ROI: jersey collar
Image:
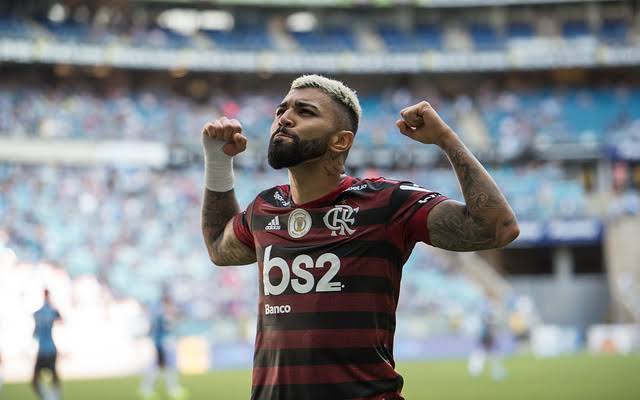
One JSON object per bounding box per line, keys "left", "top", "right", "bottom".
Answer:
{"left": 289, "top": 176, "right": 357, "bottom": 209}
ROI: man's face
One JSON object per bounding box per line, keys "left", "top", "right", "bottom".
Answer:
{"left": 268, "top": 88, "right": 338, "bottom": 170}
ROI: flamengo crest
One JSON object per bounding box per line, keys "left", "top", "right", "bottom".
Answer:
{"left": 323, "top": 205, "right": 359, "bottom": 236}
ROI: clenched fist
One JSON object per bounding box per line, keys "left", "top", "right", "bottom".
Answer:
{"left": 395, "top": 101, "right": 454, "bottom": 147}
{"left": 202, "top": 116, "right": 248, "bottom": 157}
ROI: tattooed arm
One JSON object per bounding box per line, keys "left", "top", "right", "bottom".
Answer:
{"left": 426, "top": 134, "right": 519, "bottom": 250}
{"left": 396, "top": 101, "right": 519, "bottom": 251}
{"left": 202, "top": 189, "right": 256, "bottom": 266}
{"left": 201, "top": 117, "right": 256, "bottom": 266}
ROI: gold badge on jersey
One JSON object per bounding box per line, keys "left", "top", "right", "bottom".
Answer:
{"left": 288, "top": 208, "right": 312, "bottom": 239}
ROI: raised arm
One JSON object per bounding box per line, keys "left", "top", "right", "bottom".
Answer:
{"left": 201, "top": 117, "right": 256, "bottom": 266}
{"left": 396, "top": 101, "right": 520, "bottom": 251}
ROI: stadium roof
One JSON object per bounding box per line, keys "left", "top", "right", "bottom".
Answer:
{"left": 135, "top": 0, "right": 620, "bottom": 9}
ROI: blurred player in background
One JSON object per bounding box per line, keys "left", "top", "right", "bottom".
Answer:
{"left": 0, "top": 349, "right": 3, "bottom": 393}
{"left": 0, "top": 318, "right": 4, "bottom": 393}
{"left": 200, "top": 74, "right": 520, "bottom": 399}
{"left": 468, "top": 306, "right": 507, "bottom": 381}
{"left": 139, "top": 293, "right": 187, "bottom": 400}
{"left": 32, "top": 289, "right": 63, "bottom": 400}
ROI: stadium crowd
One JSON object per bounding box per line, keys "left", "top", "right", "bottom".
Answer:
{"left": 1, "top": 81, "right": 639, "bottom": 161}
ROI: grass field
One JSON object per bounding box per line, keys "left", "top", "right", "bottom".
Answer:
{"left": 2, "top": 353, "right": 639, "bottom": 399}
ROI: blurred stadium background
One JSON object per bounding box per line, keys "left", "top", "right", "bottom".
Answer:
{"left": 0, "top": 0, "right": 639, "bottom": 398}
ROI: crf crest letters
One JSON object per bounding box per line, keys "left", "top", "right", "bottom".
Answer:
{"left": 323, "top": 205, "right": 359, "bottom": 236}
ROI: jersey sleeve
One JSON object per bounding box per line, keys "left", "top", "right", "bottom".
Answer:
{"left": 388, "top": 181, "right": 448, "bottom": 249}
{"left": 232, "top": 200, "right": 256, "bottom": 250}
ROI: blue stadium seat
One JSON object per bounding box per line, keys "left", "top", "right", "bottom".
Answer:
{"left": 291, "top": 27, "right": 356, "bottom": 52}
{"left": 158, "top": 27, "right": 193, "bottom": 48}
{"left": 562, "top": 20, "right": 590, "bottom": 38}
{"left": 126, "top": 25, "right": 193, "bottom": 48}
{"left": 378, "top": 26, "right": 419, "bottom": 53}
{"left": 32, "top": 16, "right": 125, "bottom": 44}
{"left": 0, "top": 15, "right": 33, "bottom": 39}
{"left": 629, "top": 91, "right": 640, "bottom": 120}
{"left": 600, "top": 19, "right": 628, "bottom": 45}
{"left": 415, "top": 25, "right": 443, "bottom": 50}
{"left": 38, "top": 19, "right": 93, "bottom": 42}
{"left": 507, "top": 22, "right": 534, "bottom": 39}
{"left": 203, "top": 24, "right": 272, "bottom": 51}
{"left": 470, "top": 23, "right": 503, "bottom": 50}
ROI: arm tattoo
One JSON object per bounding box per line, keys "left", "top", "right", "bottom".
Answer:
{"left": 428, "top": 200, "right": 496, "bottom": 251}
{"left": 428, "top": 137, "right": 518, "bottom": 251}
{"left": 202, "top": 189, "right": 256, "bottom": 266}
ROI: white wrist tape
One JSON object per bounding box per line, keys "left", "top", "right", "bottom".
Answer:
{"left": 203, "top": 136, "right": 234, "bottom": 192}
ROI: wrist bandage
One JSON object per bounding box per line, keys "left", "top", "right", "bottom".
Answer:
{"left": 202, "top": 136, "right": 234, "bottom": 192}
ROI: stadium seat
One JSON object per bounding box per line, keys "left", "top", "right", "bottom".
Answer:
{"left": 415, "top": 25, "right": 443, "bottom": 50}
{"left": 203, "top": 24, "right": 273, "bottom": 51}
{"left": 507, "top": 22, "right": 535, "bottom": 39}
{"left": 470, "top": 23, "right": 503, "bottom": 50}
{"left": 600, "top": 19, "right": 628, "bottom": 45}
{"left": 378, "top": 26, "right": 419, "bottom": 53}
{"left": 290, "top": 27, "right": 356, "bottom": 52}
{"left": 562, "top": 20, "right": 591, "bottom": 38}
{"left": 0, "top": 15, "right": 33, "bottom": 39}
{"left": 38, "top": 18, "right": 94, "bottom": 43}
{"left": 158, "top": 27, "right": 193, "bottom": 48}
{"left": 376, "top": 24, "right": 443, "bottom": 52}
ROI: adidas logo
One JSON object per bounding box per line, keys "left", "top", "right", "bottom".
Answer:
{"left": 265, "top": 216, "right": 281, "bottom": 231}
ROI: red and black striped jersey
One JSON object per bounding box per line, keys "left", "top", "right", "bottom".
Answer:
{"left": 233, "top": 176, "right": 447, "bottom": 400}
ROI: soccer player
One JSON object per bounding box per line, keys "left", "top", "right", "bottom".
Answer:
{"left": 467, "top": 307, "right": 506, "bottom": 380}
{"left": 0, "top": 320, "right": 4, "bottom": 393}
{"left": 200, "top": 75, "right": 520, "bottom": 399}
{"left": 139, "top": 294, "right": 187, "bottom": 400}
{"left": 32, "top": 289, "right": 62, "bottom": 400}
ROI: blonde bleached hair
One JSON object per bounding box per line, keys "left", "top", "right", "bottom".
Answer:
{"left": 290, "top": 74, "right": 361, "bottom": 133}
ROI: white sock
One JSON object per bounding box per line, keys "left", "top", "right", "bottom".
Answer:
{"left": 35, "top": 381, "right": 46, "bottom": 399}
{"left": 468, "top": 350, "right": 486, "bottom": 377}
{"left": 42, "top": 385, "right": 54, "bottom": 400}
{"left": 165, "top": 368, "right": 180, "bottom": 393}
{"left": 140, "top": 366, "right": 159, "bottom": 396}
{"left": 50, "top": 386, "right": 61, "bottom": 400}
{"left": 491, "top": 356, "right": 506, "bottom": 381}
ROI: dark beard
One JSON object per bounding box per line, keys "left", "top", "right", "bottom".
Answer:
{"left": 267, "top": 132, "right": 328, "bottom": 169}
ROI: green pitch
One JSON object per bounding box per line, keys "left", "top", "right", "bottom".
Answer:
{"left": 2, "top": 353, "right": 638, "bottom": 399}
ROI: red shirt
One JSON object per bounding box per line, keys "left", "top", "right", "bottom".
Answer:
{"left": 233, "top": 176, "right": 447, "bottom": 400}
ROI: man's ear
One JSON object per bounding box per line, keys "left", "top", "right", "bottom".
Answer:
{"left": 329, "top": 130, "right": 355, "bottom": 154}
